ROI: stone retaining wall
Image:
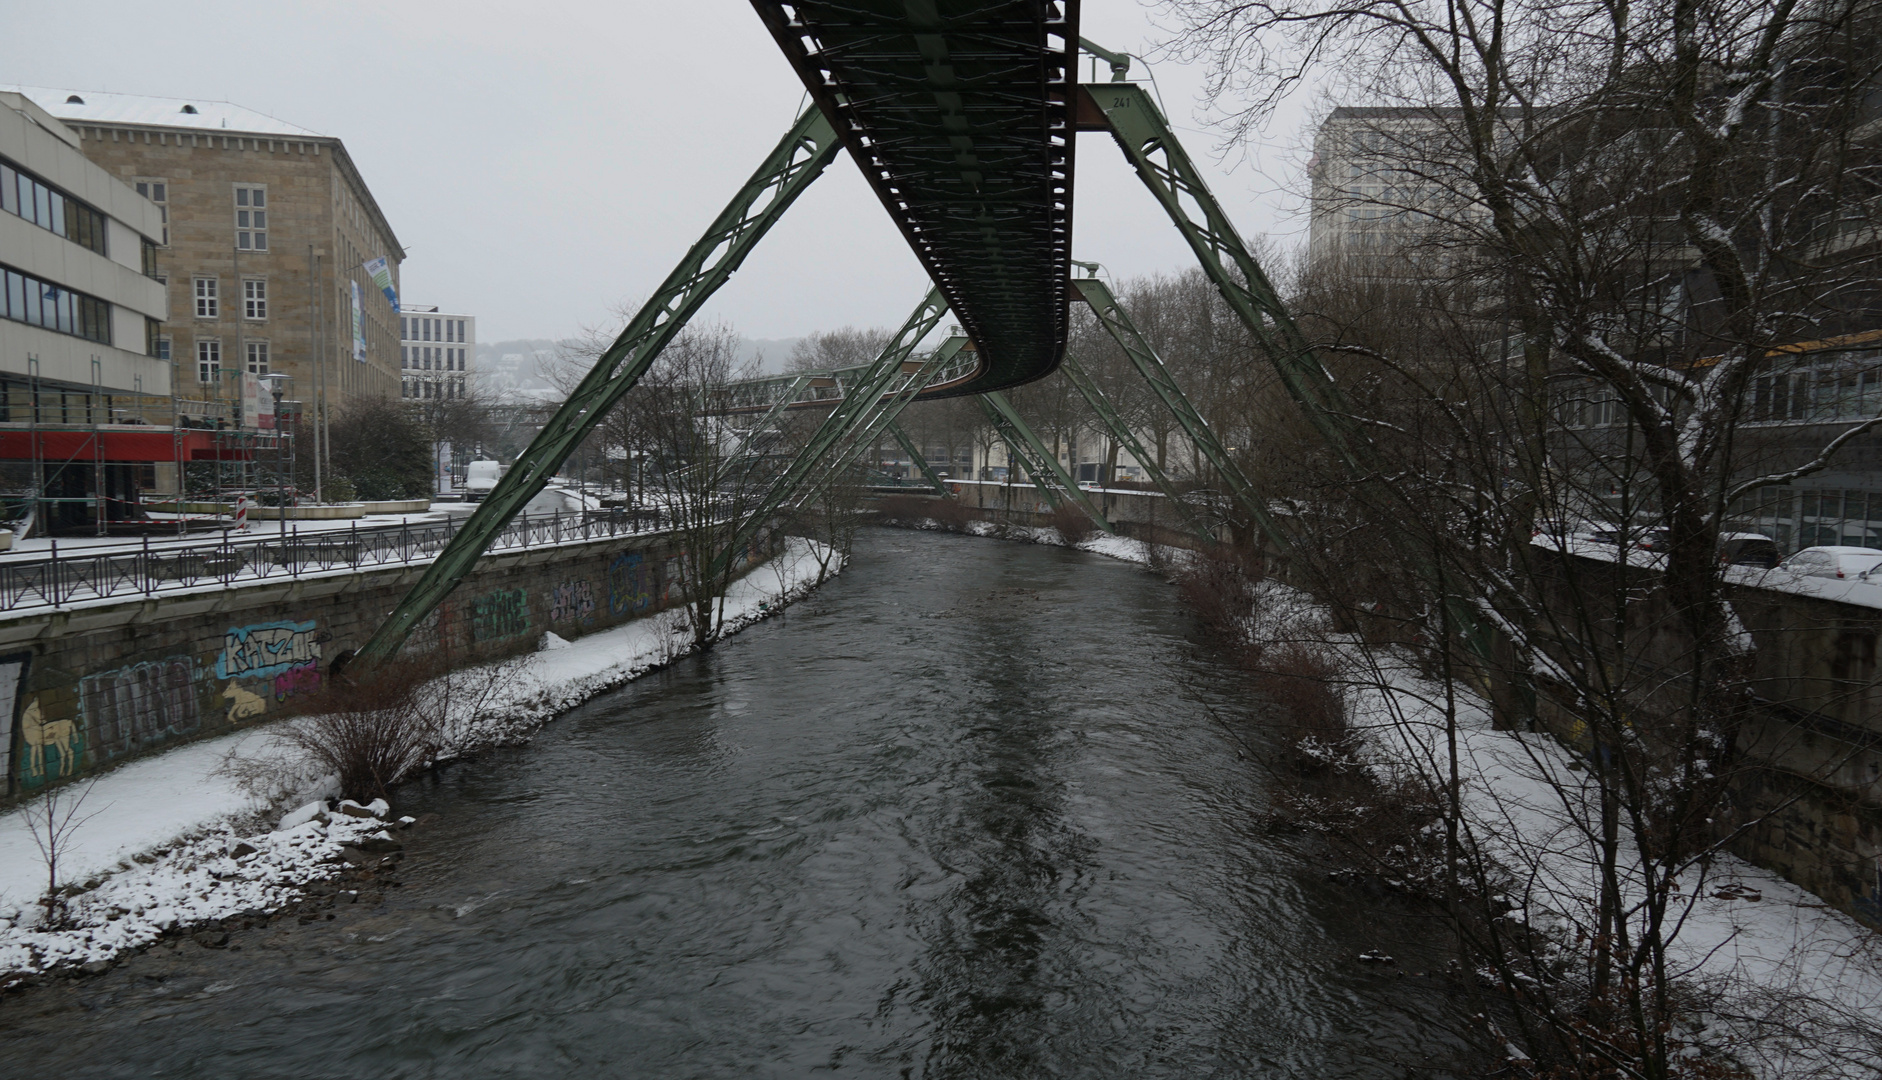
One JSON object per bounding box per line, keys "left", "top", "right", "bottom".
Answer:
{"left": 0, "top": 527, "right": 771, "bottom": 802}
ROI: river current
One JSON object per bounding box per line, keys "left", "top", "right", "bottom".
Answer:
{"left": 2, "top": 529, "right": 1482, "bottom": 1078}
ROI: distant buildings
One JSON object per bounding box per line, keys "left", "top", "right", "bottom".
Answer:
{"left": 14, "top": 86, "right": 407, "bottom": 413}
{"left": 399, "top": 305, "right": 474, "bottom": 400}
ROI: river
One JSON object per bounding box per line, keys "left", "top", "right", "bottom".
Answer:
{"left": 1, "top": 529, "right": 1484, "bottom": 1077}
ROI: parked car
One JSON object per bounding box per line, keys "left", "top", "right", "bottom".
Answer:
{"left": 1718, "top": 532, "right": 1781, "bottom": 568}
{"left": 1779, "top": 545, "right": 1882, "bottom": 580}
{"left": 464, "top": 459, "right": 504, "bottom": 502}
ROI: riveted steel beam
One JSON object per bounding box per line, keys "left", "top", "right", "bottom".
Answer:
{"left": 886, "top": 422, "right": 950, "bottom": 496}
{"left": 710, "top": 291, "right": 951, "bottom": 577}
{"left": 357, "top": 106, "right": 844, "bottom": 664}
{"left": 1057, "top": 352, "right": 1211, "bottom": 540}
{"left": 979, "top": 390, "right": 1114, "bottom": 534}
{"left": 794, "top": 336, "right": 971, "bottom": 512}
{"left": 1078, "top": 81, "right": 1375, "bottom": 482}
{"left": 1074, "top": 277, "right": 1286, "bottom": 552}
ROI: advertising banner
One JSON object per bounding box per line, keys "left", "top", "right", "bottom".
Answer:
{"left": 351, "top": 280, "right": 366, "bottom": 362}
{"left": 240, "top": 372, "right": 275, "bottom": 430}
{"left": 363, "top": 256, "right": 399, "bottom": 313}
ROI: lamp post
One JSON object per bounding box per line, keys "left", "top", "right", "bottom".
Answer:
{"left": 261, "top": 374, "right": 291, "bottom": 543}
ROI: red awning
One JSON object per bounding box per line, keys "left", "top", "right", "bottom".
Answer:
{"left": 0, "top": 427, "right": 279, "bottom": 463}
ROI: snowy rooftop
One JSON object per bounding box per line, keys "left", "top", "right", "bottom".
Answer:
{"left": 6, "top": 86, "right": 322, "bottom": 138}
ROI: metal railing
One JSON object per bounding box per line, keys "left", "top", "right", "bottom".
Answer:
{"left": 0, "top": 506, "right": 668, "bottom": 613}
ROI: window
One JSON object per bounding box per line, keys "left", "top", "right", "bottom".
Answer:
{"left": 455, "top": 319, "right": 466, "bottom": 342}
{"left": 146, "top": 317, "right": 162, "bottom": 357}
{"left": 155, "top": 336, "right": 171, "bottom": 362}
{"left": 400, "top": 316, "right": 410, "bottom": 339}
{"left": 193, "top": 277, "right": 218, "bottom": 318}
{"left": 0, "top": 264, "right": 112, "bottom": 344}
{"left": 402, "top": 377, "right": 414, "bottom": 398}
{"left": 234, "top": 185, "right": 267, "bottom": 250}
{"left": 401, "top": 346, "right": 409, "bottom": 369}
{"left": 196, "top": 339, "right": 221, "bottom": 383}
{"left": 134, "top": 179, "right": 169, "bottom": 246}
{"left": 2, "top": 156, "right": 108, "bottom": 256}
{"left": 244, "top": 279, "right": 267, "bottom": 319}
{"left": 246, "top": 341, "right": 269, "bottom": 376}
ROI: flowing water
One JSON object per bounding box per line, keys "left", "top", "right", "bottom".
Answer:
{"left": 2, "top": 529, "right": 1485, "bottom": 1078}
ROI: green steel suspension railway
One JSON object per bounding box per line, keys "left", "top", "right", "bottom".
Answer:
{"left": 356, "top": 1, "right": 1387, "bottom": 665}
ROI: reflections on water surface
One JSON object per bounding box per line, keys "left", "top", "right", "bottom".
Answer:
{"left": 0, "top": 529, "right": 1484, "bottom": 1078}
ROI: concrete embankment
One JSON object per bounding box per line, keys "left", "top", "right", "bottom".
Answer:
{"left": 0, "top": 524, "right": 772, "bottom": 803}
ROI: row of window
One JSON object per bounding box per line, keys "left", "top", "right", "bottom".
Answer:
{"left": 190, "top": 277, "right": 267, "bottom": 319}
{"left": 1558, "top": 355, "right": 1882, "bottom": 429}
{"left": 403, "top": 346, "right": 465, "bottom": 371}
{"left": 189, "top": 339, "right": 271, "bottom": 383}
{"left": 1737, "top": 485, "right": 1882, "bottom": 552}
{"left": 403, "top": 316, "right": 467, "bottom": 343}
{"left": 402, "top": 376, "right": 467, "bottom": 399}
{"left": 1, "top": 157, "right": 108, "bottom": 257}
{"left": 1, "top": 265, "right": 112, "bottom": 345}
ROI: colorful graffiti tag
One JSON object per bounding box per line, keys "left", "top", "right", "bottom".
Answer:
{"left": 608, "top": 553, "right": 654, "bottom": 615}
{"left": 471, "top": 588, "right": 531, "bottom": 642}
{"left": 217, "top": 620, "right": 322, "bottom": 680}
{"left": 273, "top": 662, "right": 321, "bottom": 703}
{"left": 79, "top": 655, "right": 201, "bottom": 761}
{"left": 548, "top": 579, "right": 597, "bottom": 624}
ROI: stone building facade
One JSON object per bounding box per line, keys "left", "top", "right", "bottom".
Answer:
{"left": 12, "top": 88, "right": 406, "bottom": 426}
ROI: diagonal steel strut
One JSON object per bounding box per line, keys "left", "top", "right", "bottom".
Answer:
{"left": 794, "top": 336, "right": 970, "bottom": 513}
{"left": 1056, "top": 351, "right": 1212, "bottom": 540}
{"left": 978, "top": 391, "right": 1115, "bottom": 534}
{"left": 356, "top": 106, "right": 844, "bottom": 664}
{"left": 886, "top": 422, "right": 949, "bottom": 496}
{"left": 710, "top": 289, "right": 951, "bottom": 577}
{"left": 1074, "top": 278, "right": 1288, "bottom": 552}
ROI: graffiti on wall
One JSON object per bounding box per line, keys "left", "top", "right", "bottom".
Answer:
{"left": 548, "top": 579, "right": 597, "bottom": 624}
{"left": 273, "top": 662, "right": 321, "bottom": 702}
{"left": 217, "top": 620, "right": 322, "bottom": 680}
{"left": 0, "top": 653, "right": 27, "bottom": 790}
{"left": 609, "top": 553, "right": 654, "bottom": 615}
{"left": 223, "top": 681, "right": 268, "bottom": 721}
{"left": 471, "top": 588, "right": 530, "bottom": 642}
{"left": 19, "top": 697, "right": 77, "bottom": 785}
{"left": 80, "top": 655, "right": 201, "bottom": 761}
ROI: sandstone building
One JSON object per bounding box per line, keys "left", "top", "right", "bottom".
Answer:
{"left": 13, "top": 87, "right": 407, "bottom": 447}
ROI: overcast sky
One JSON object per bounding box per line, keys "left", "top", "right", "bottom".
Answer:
{"left": 2, "top": 2, "right": 1319, "bottom": 344}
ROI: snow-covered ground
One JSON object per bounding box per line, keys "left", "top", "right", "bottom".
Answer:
{"left": 0, "top": 537, "right": 841, "bottom": 977}
{"left": 1246, "top": 580, "right": 1882, "bottom": 1079}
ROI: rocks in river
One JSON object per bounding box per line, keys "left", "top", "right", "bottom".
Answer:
{"left": 354, "top": 831, "right": 403, "bottom": 854}
{"left": 1357, "top": 950, "right": 1395, "bottom": 964}
{"left": 276, "top": 800, "right": 326, "bottom": 831}
{"left": 228, "top": 842, "right": 258, "bottom": 859}
{"left": 192, "top": 930, "right": 229, "bottom": 949}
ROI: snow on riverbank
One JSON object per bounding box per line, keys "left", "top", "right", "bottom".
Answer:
{"left": 0, "top": 537, "right": 842, "bottom": 977}
{"left": 1252, "top": 580, "right": 1882, "bottom": 1078}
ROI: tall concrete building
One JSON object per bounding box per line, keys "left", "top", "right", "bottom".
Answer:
{"left": 12, "top": 87, "right": 407, "bottom": 423}
{"left": 1, "top": 91, "right": 176, "bottom": 530}
{"left": 1307, "top": 107, "right": 1464, "bottom": 269}
{"left": 399, "top": 306, "right": 474, "bottom": 400}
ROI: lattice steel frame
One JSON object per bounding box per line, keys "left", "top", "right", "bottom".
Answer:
{"left": 979, "top": 390, "right": 1114, "bottom": 533}
{"left": 358, "top": 106, "right": 844, "bottom": 664}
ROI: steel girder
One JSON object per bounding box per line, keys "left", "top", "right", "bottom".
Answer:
{"left": 1077, "top": 81, "right": 1377, "bottom": 484}
{"left": 793, "top": 337, "right": 971, "bottom": 513}
{"left": 752, "top": 1, "right": 1079, "bottom": 395}
{"left": 978, "top": 391, "right": 1114, "bottom": 533}
{"left": 1056, "top": 353, "right": 1211, "bottom": 539}
{"left": 1074, "top": 278, "right": 1287, "bottom": 551}
{"left": 886, "top": 422, "right": 950, "bottom": 496}
{"left": 704, "top": 344, "right": 980, "bottom": 417}
{"left": 710, "top": 291, "right": 952, "bottom": 576}
{"left": 356, "top": 106, "right": 844, "bottom": 664}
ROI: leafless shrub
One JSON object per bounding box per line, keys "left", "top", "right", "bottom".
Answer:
{"left": 22, "top": 779, "right": 101, "bottom": 929}
{"left": 1047, "top": 502, "right": 1095, "bottom": 546}
{"left": 1254, "top": 643, "right": 1353, "bottom": 771}
{"left": 1175, "top": 542, "right": 1265, "bottom": 643}
{"left": 280, "top": 659, "right": 447, "bottom": 803}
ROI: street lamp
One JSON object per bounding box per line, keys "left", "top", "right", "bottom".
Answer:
{"left": 260, "top": 373, "right": 292, "bottom": 541}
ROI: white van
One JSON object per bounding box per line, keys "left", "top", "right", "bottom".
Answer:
{"left": 465, "top": 460, "right": 504, "bottom": 501}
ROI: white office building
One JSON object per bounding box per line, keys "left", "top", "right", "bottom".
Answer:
{"left": 399, "top": 305, "right": 473, "bottom": 399}
{"left": 1, "top": 91, "right": 169, "bottom": 400}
